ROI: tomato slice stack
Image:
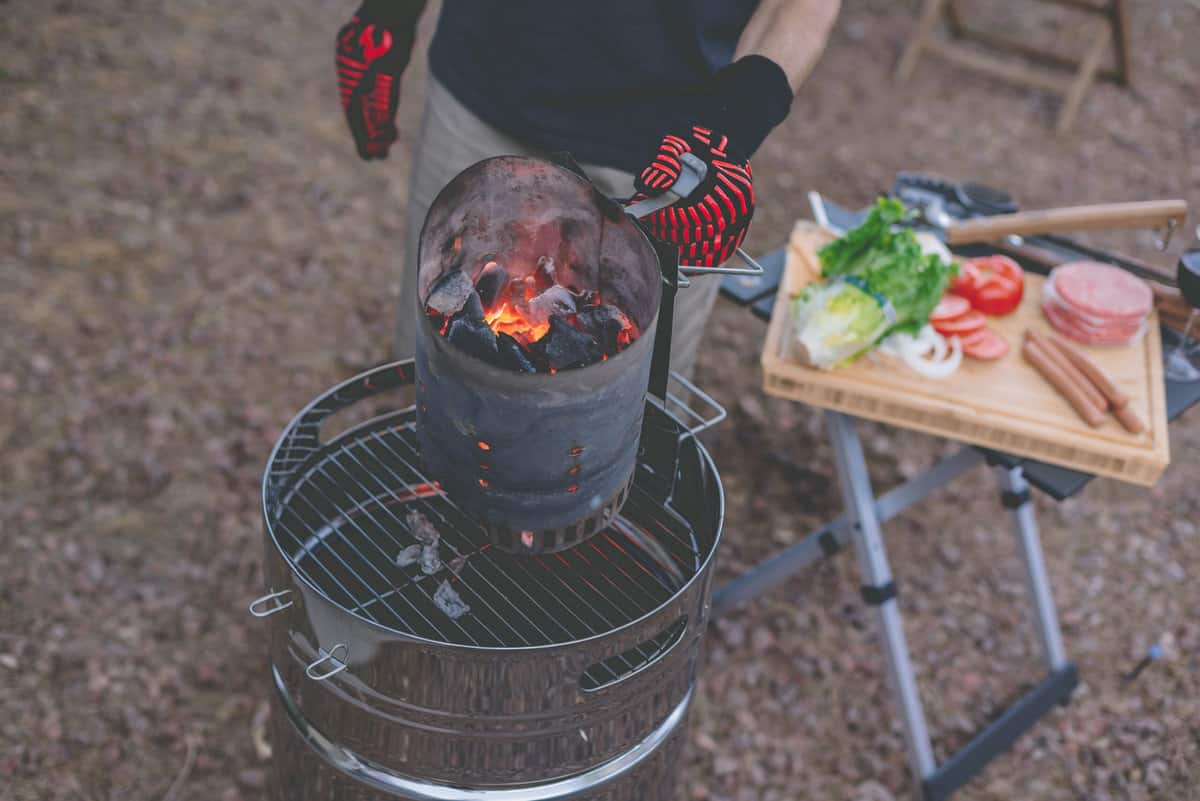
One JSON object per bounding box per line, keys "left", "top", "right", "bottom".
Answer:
{"left": 928, "top": 255, "right": 1026, "bottom": 361}
{"left": 950, "top": 255, "right": 1025, "bottom": 316}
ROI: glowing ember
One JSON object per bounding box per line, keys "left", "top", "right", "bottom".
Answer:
{"left": 483, "top": 301, "right": 550, "bottom": 343}
{"left": 426, "top": 256, "right": 641, "bottom": 374}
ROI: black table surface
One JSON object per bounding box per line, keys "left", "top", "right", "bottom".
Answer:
{"left": 720, "top": 204, "right": 1200, "bottom": 501}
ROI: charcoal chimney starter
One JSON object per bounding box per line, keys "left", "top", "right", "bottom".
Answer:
{"left": 415, "top": 156, "right": 664, "bottom": 553}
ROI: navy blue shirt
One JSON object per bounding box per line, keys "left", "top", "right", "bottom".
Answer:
{"left": 428, "top": 0, "right": 760, "bottom": 174}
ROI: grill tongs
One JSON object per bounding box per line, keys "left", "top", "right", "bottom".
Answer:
{"left": 898, "top": 178, "right": 1188, "bottom": 250}
{"left": 623, "top": 152, "right": 766, "bottom": 280}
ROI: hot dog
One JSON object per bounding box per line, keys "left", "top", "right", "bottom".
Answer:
{"left": 1022, "top": 338, "right": 1106, "bottom": 427}
{"left": 1025, "top": 330, "right": 1107, "bottom": 411}
{"left": 1043, "top": 333, "right": 1130, "bottom": 410}
{"left": 1113, "top": 402, "right": 1146, "bottom": 434}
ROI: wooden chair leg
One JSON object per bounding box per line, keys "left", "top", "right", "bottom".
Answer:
{"left": 1056, "top": 19, "right": 1111, "bottom": 133}
{"left": 1111, "top": 0, "right": 1133, "bottom": 85}
{"left": 897, "top": 0, "right": 950, "bottom": 82}
{"left": 943, "top": 0, "right": 966, "bottom": 38}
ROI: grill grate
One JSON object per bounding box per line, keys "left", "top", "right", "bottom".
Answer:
{"left": 268, "top": 412, "right": 705, "bottom": 653}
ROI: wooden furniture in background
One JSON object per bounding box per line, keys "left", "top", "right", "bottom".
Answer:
{"left": 897, "top": 0, "right": 1132, "bottom": 133}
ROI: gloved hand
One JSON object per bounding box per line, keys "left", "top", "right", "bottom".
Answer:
{"left": 335, "top": 1, "right": 424, "bottom": 160}
{"left": 631, "top": 56, "right": 792, "bottom": 268}
{"left": 634, "top": 125, "right": 755, "bottom": 268}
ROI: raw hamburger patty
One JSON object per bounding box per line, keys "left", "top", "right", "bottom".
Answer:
{"left": 1053, "top": 261, "right": 1152, "bottom": 320}
{"left": 1042, "top": 302, "right": 1143, "bottom": 345}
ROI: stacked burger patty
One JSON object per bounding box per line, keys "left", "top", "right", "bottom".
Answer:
{"left": 1041, "top": 261, "right": 1152, "bottom": 345}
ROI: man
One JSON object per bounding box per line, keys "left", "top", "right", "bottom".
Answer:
{"left": 336, "top": 0, "right": 840, "bottom": 374}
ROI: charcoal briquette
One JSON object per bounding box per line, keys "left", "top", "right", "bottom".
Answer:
{"left": 446, "top": 307, "right": 498, "bottom": 362}
{"left": 426, "top": 270, "right": 474, "bottom": 317}
{"left": 576, "top": 305, "right": 627, "bottom": 354}
{"left": 497, "top": 333, "right": 537, "bottom": 374}
{"left": 526, "top": 285, "right": 576, "bottom": 324}
{"left": 534, "top": 255, "right": 556, "bottom": 290}
{"left": 533, "top": 314, "right": 602, "bottom": 370}
{"left": 475, "top": 261, "right": 509, "bottom": 312}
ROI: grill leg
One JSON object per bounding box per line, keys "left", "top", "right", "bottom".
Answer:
{"left": 826, "top": 411, "right": 937, "bottom": 785}
{"left": 996, "top": 466, "right": 1068, "bottom": 671}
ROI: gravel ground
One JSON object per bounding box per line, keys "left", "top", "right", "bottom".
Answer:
{"left": 2, "top": 1, "right": 1198, "bottom": 800}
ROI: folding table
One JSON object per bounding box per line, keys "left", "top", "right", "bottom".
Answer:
{"left": 712, "top": 200, "right": 1200, "bottom": 800}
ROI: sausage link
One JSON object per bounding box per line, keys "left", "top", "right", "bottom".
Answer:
{"left": 1026, "top": 329, "right": 1107, "bottom": 411}
{"left": 1022, "top": 339, "right": 1106, "bottom": 427}
{"left": 1113, "top": 401, "right": 1145, "bottom": 434}
{"left": 1044, "top": 333, "right": 1130, "bottom": 410}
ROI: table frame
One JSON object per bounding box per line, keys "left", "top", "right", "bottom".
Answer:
{"left": 712, "top": 413, "right": 1078, "bottom": 800}
{"left": 713, "top": 206, "right": 1199, "bottom": 798}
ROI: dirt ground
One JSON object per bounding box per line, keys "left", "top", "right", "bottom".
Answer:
{"left": 2, "top": 1, "right": 1198, "bottom": 800}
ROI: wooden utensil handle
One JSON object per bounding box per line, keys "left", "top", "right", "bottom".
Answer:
{"left": 945, "top": 200, "right": 1188, "bottom": 245}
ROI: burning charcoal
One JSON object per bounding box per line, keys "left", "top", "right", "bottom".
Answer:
{"left": 419, "top": 543, "right": 442, "bottom": 575}
{"left": 395, "top": 544, "right": 422, "bottom": 568}
{"left": 575, "top": 305, "right": 627, "bottom": 355}
{"left": 532, "top": 314, "right": 602, "bottom": 371}
{"left": 446, "top": 302, "right": 499, "bottom": 362}
{"left": 526, "top": 285, "right": 576, "bottom": 325}
{"left": 533, "top": 255, "right": 556, "bottom": 290}
{"left": 426, "top": 270, "right": 475, "bottom": 317}
{"left": 497, "top": 332, "right": 537, "bottom": 374}
{"left": 405, "top": 509, "right": 440, "bottom": 546}
{"left": 475, "top": 261, "right": 509, "bottom": 313}
{"left": 434, "top": 580, "right": 470, "bottom": 619}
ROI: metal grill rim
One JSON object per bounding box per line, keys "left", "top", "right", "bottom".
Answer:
{"left": 262, "top": 390, "right": 723, "bottom": 654}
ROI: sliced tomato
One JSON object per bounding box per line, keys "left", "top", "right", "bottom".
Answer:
{"left": 974, "top": 276, "right": 1024, "bottom": 316}
{"left": 930, "top": 294, "right": 971, "bottom": 323}
{"left": 962, "top": 329, "right": 1009, "bottom": 360}
{"left": 932, "top": 309, "right": 987, "bottom": 336}
{"left": 949, "top": 262, "right": 982, "bottom": 298}
{"left": 957, "top": 326, "right": 992, "bottom": 349}
{"left": 951, "top": 255, "right": 1025, "bottom": 316}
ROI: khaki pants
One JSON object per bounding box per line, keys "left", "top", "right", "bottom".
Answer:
{"left": 396, "top": 75, "right": 721, "bottom": 377}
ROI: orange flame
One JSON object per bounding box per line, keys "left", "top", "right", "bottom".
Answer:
{"left": 483, "top": 301, "right": 550, "bottom": 342}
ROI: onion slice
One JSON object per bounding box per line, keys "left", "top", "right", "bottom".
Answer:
{"left": 881, "top": 325, "right": 962, "bottom": 378}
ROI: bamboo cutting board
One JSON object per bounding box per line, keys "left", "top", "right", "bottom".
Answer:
{"left": 761, "top": 221, "right": 1170, "bottom": 486}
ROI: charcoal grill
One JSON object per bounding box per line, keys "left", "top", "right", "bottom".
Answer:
{"left": 251, "top": 360, "right": 725, "bottom": 800}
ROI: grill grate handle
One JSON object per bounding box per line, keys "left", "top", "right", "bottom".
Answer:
{"left": 305, "top": 643, "right": 349, "bottom": 682}
{"left": 248, "top": 589, "right": 293, "bottom": 618}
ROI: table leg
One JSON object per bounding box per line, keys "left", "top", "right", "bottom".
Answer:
{"left": 827, "top": 411, "right": 937, "bottom": 784}
{"left": 996, "top": 465, "right": 1069, "bottom": 671}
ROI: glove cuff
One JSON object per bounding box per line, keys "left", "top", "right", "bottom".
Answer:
{"left": 357, "top": 0, "right": 425, "bottom": 31}
{"left": 701, "top": 55, "right": 793, "bottom": 158}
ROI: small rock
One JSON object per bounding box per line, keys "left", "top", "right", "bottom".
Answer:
{"left": 237, "top": 769, "right": 266, "bottom": 790}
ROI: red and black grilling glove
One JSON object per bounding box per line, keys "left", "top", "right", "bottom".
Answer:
{"left": 335, "top": 0, "right": 425, "bottom": 160}
{"left": 632, "top": 56, "right": 793, "bottom": 268}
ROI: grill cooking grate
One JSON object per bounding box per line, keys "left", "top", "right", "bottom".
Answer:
{"left": 268, "top": 411, "right": 707, "bottom": 659}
